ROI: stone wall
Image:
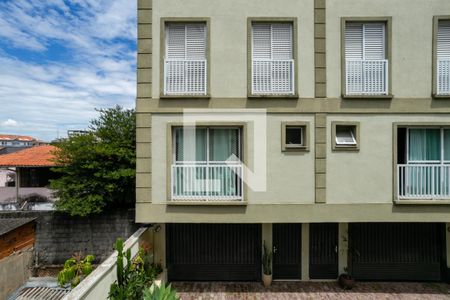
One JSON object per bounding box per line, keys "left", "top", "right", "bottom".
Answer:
{"left": 0, "top": 210, "right": 137, "bottom": 265}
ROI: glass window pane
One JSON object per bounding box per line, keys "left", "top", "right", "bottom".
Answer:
{"left": 444, "top": 129, "right": 450, "bottom": 161}
{"left": 209, "top": 128, "right": 239, "bottom": 161}
{"left": 285, "top": 127, "right": 303, "bottom": 146}
{"left": 175, "top": 127, "right": 207, "bottom": 162}
{"left": 408, "top": 128, "right": 440, "bottom": 161}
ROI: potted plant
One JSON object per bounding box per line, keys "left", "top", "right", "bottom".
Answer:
{"left": 262, "top": 241, "right": 273, "bottom": 288}
{"left": 338, "top": 267, "right": 355, "bottom": 290}
{"left": 338, "top": 242, "right": 358, "bottom": 290}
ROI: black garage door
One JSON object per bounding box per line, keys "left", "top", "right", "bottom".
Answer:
{"left": 349, "top": 223, "right": 444, "bottom": 281}
{"left": 166, "top": 224, "right": 261, "bottom": 281}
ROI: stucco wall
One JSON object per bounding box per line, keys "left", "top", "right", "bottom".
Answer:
{"left": 151, "top": 114, "right": 315, "bottom": 204}
{"left": 327, "top": 114, "right": 450, "bottom": 204}
{"left": 152, "top": 0, "right": 315, "bottom": 99}
{"left": 326, "top": 0, "right": 450, "bottom": 98}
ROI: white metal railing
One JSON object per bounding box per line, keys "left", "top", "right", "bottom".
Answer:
{"left": 164, "top": 59, "right": 207, "bottom": 95}
{"left": 397, "top": 164, "right": 450, "bottom": 200}
{"left": 171, "top": 164, "right": 243, "bottom": 201}
{"left": 437, "top": 59, "right": 450, "bottom": 95}
{"left": 252, "top": 59, "right": 294, "bottom": 95}
{"left": 346, "top": 59, "right": 388, "bottom": 95}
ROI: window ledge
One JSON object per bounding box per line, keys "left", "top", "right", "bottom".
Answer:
{"left": 248, "top": 94, "right": 299, "bottom": 99}
{"left": 394, "top": 199, "right": 450, "bottom": 205}
{"left": 432, "top": 94, "right": 450, "bottom": 99}
{"left": 332, "top": 146, "right": 359, "bottom": 152}
{"left": 282, "top": 146, "right": 310, "bottom": 152}
{"left": 166, "top": 201, "right": 247, "bottom": 206}
{"left": 160, "top": 94, "right": 211, "bottom": 100}
{"left": 342, "top": 94, "right": 393, "bottom": 100}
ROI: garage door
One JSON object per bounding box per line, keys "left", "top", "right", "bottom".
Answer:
{"left": 349, "top": 223, "right": 443, "bottom": 281}
{"left": 166, "top": 224, "right": 261, "bottom": 281}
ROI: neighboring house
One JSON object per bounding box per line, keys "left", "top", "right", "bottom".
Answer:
{"left": 136, "top": 0, "right": 450, "bottom": 282}
{"left": 0, "top": 218, "right": 36, "bottom": 300}
{"left": 0, "top": 145, "right": 59, "bottom": 210}
{"left": 0, "top": 135, "right": 44, "bottom": 155}
{"left": 0, "top": 218, "right": 36, "bottom": 260}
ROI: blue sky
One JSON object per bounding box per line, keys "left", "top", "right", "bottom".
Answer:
{"left": 0, "top": 0, "right": 136, "bottom": 141}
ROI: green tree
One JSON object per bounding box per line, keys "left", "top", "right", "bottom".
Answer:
{"left": 51, "top": 106, "right": 135, "bottom": 216}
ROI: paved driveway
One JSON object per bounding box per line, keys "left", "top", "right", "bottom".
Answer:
{"left": 172, "top": 281, "right": 450, "bottom": 300}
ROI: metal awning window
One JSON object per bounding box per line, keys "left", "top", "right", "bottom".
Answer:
{"left": 335, "top": 125, "right": 357, "bottom": 146}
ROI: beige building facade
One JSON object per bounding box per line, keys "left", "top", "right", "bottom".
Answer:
{"left": 137, "top": 0, "right": 450, "bottom": 282}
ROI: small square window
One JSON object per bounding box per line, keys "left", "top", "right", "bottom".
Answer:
{"left": 332, "top": 122, "right": 360, "bottom": 151}
{"left": 282, "top": 122, "right": 309, "bottom": 151}
{"left": 335, "top": 126, "right": 356, "bottom": 146}
{"left": 286, "top": 127, "right": 303, "bottom": 146}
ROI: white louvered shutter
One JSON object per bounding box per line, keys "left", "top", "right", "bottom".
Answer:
{"left": 438, "top": 20, "right": 450, "bottom": 59}
{"left": 345, "top": 23, "right": 363, "bottom": 60}
{"left": 186, "top": 24, "right": 206, "bottom": 60}
{"left": 166, "top": 24, "right": 186, "bottom": 59}
{"left": 272, "top": 23, "right": 293, "bottom": 60}
{"left": 438, "top": 20, "right": 450, "bottom": 94}
{"left": 252, "top": 23, "right": 294, "bottom": 94}
{"left": 165, "top": 23, "right": 207, "bottom": 95}
{"left": 363, "top": 23, "right": 385, "bottom": 60}
{"left": 252, "top": 24, "right": 271, "bottom": 59}
{"left": 345, "top": 23, "right": 385, "bottom": 60}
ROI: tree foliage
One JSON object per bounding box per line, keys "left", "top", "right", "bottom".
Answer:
{"left": 51, "top": 106, "right": 135, "bottom": 216}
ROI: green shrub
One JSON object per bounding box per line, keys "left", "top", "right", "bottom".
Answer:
{"left": 108, "top": 238, "right": 162, "bottom": 300}
{"left": 262, "top": 240, "right": 272, "bottom": 275}
{"left": 58, "top": 252, "right": 94, "bottom": 288}
{"left": 143, "top": 283, "right": 179, "bottom": 300}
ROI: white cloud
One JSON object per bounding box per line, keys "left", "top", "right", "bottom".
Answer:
{"left": 0, "top": 0, "right": 137, "bottom": 141}
{"left": 1, "top": 119, "right": 19, "bottom": 127}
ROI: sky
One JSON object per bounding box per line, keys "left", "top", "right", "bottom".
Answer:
{"left": 0, "top": 0, "right": 136, "bottom": 142}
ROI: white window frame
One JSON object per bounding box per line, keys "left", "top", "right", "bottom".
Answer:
{"left": 284, "top": 126, "right": 304, "bottom": 148}
{"left": 344, "top": 21, "right": 389, "bottom": 96}
{"left": 163, "top": 22, "right": 208, "bottom": 96}
{"left": 251, "top": 22, "right": 295, "bottom": 96}
{"left": 436, "top": 19, "right": 450, "bottom": 96}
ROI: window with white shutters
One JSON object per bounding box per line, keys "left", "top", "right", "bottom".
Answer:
{"left": 164, "top": 23, "right": 207, "bottom": 95}
{"left": 345, "top": 22, "right": 388, "bottom": 95}
{"left": 252, "top": 23, "right": 294, "bottom": 95}
{"left": 437, "top": 20, "right": 450, "bottom": 95}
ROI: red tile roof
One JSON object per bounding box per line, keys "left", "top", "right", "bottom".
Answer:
{"left": 0, "top": 145, "right": 59, "bottom": 167}
{"left": 0, "top": 134, "right": 36, "bottom": 141}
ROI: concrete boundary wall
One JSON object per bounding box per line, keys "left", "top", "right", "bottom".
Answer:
{"left": 63, "top": 227, "right": 152, "bottom": 300}
{"left": 0, "top": 248, "right": 33, "bottom": 299}
{"left": 0, "top": 210, "right": 136, "bottom": 265}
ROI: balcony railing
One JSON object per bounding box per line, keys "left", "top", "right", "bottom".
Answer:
{"left": 397, "top": 164, "right": 450, "bottom": 200}
{"left": 252, "top": 59, "right": 294, "bottom": 95}
{"left": 437, "top": 59, "right": 450, "bottom": 95}
{"left": 171, "top": 164, "right": 243, "bottom": 201}
{"left": 164, "top": 59, "right": 207, "bottom": 95}
{"left": 346, "top": 59, "right": 388, "bottom": 95}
